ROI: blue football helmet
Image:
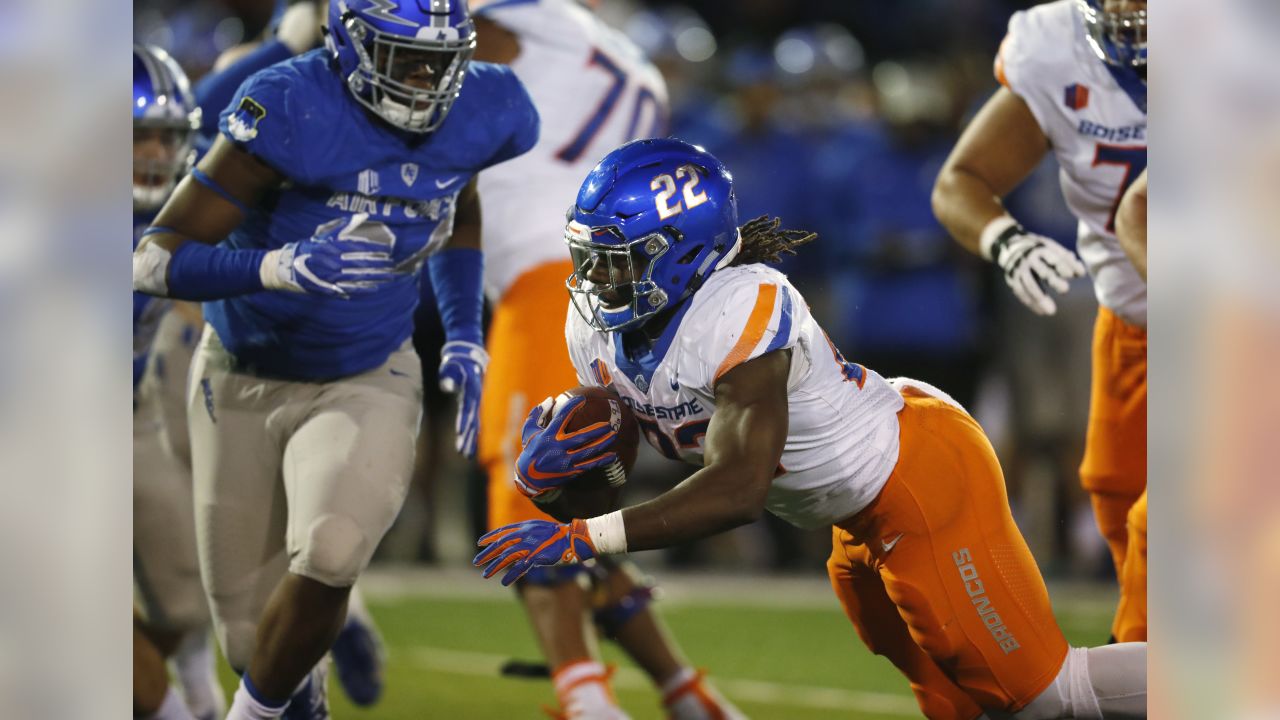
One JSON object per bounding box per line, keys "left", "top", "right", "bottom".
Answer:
{"left": 1077, "top": 0, "right": 1146, "bottom": 69}
{"left": 133, "top": 43, "right": 200, "bottom": 211}
{"left": 566, "top": 139, "right": 740, "bottom": 333}
{"left": 325, "top": 0, "right": 476, "bottom": 133}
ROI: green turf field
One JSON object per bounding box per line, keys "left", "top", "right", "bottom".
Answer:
{"left": 219, "top": 569, "right": 1115, "bottom": 719}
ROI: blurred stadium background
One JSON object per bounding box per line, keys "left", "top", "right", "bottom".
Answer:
{"left": 135, "top": 0, "right": 1117, "bottom": 716}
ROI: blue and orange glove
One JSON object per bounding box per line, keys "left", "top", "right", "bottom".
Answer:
{"left": 512, "top": 395, "right": 618, "bottom": 499}
{"left": 474, "top": 519, "right": 597, "bottom": 586}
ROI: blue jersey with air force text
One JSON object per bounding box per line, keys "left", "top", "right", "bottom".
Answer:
{"left": 209, "top": 49, "right": 539, "bottom": 380}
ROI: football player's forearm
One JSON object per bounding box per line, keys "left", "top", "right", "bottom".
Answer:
{"left": 133, "top": 231, "right": 269, "bottom": 300}
{"left": 616, "top": 465, "right": 770, "bottom": 552}
{"left": 427, "top": 247, "right": 484, "bottom": 344}
{"left": 932, "top": 164, "right": 1009, "bottom": 256}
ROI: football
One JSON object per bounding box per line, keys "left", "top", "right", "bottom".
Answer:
{"left": 531, "top": 386, "right": 640, "bottom": 523}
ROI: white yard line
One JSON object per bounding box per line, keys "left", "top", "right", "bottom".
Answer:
{"left": 403, "top": 645, "right": 921, "bottom": 716}
{"left": 359, "top": 565, "right": 1117, "bottom": 617}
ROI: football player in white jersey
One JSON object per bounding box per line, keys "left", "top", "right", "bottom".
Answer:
{"left": 470, "top": 2, "right": 740, "bottom": 717}
{"left": 931, "top": 0, "right": 1148, "bottom": 642}
{"left": 475, "top": 139, "right": 1148, "bottom": 720}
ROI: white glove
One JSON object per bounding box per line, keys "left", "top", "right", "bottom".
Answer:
{"left": 981, "top": 216, "right": 1086, "bottom": 316}
{"left": 276, "top": 1, "right": 321, "bottom": 54}
{"left": 260, "top": 213, "right": 396, "bottom": 297}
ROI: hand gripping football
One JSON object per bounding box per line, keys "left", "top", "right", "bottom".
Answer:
{"left": 531, "top": 386, "right": 639, "bottom": 523}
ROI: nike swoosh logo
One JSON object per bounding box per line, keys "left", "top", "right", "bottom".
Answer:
{"left": 435, "top": 176, "right": 461, "bottom": 189}
{"left": 524, "top": 463, "right": 577, "bottom": 482}
{"left": 880, "top": 533, "right": 904, "bottom": 553}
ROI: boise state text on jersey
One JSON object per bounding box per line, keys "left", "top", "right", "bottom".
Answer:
{"left": 209, "top": 49, "right": 538, "bottom": 379}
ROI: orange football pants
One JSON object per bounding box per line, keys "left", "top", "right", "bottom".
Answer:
{"left": 1080, "top": 306, "right": 1147, "bottom": 640}
{"left": 827, "top": 392, "right": 1068, "bottom": 719}
{"left": 478, "top": 260, "right": 578, "bottom": 530}
{"left": 1112, "top": 489, "right": 1147, "bottom": 642}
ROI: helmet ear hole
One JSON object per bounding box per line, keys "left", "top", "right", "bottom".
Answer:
{"left": 676, "top": 246, "right": 703, "bottom": 265}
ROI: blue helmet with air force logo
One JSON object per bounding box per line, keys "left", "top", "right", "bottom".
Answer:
{"left": 325, "top": 0, "right": 477, "bottom": 133}
{"left": 566, "top": 138, "right": 740, "bottom": 333}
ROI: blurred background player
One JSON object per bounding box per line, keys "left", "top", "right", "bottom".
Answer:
{"left": 931, "top": 0, "right": 1147, "bottom": 640}
{"left": 477, "top": 138, "right": 1149, "bottom": 720}
{"left": 134, "top": 43, "right": 225, "bottom": 720}
{"left": 470, "top": 1, "right": 741, "bottom": 717}
{"left": 132, "top": 0, "right": 539, "bottom": 717}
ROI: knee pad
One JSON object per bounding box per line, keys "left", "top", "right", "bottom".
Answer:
{"left": 588, "top": 560, "right": 657, "bottom": 639}
{"left": 517, "top": 563, "right": 588, "bottom": 587}
{"left": 291, "top": 514, "right": 369, "bottom": 588}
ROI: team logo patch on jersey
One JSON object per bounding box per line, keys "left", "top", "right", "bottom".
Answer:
{"left": 590, "top": 358, "right": 612, "bottom": 386}
{"left": 401, "top": 163, "right": 419, "bottom": 187}
{"left": 358, "top": 169, "right": 381, "bottom": 195}
{"left": 227, "top": 96, "right": 266, "bottom": 142}
{"left": 1063, "top": 83, "right": 1090, "bottom": 111}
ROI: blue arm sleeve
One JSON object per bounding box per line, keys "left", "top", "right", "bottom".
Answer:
{"left": 427, "top": 248, "right": 484, "bottom": 345}
{"left": 194, "top": 39, "right": 293, "bottom": 141}
{"left": 166, "top": 241, "right": 269, "bottom": 301}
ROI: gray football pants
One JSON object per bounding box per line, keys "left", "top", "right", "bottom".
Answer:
{"left": 134, "top": 309, "right": 206, "bottom": 633}
{"left": 188, "top": 326, "right": 422, "bottom": 670}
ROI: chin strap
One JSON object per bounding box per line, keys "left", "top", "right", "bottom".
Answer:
{"left": 712, "top": 229, "right": 743, "bottom": 271}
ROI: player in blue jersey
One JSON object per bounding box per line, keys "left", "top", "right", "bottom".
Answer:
{"left": 133, "top": 43, "right": 226, "bottom": 720}
{"left": 195, "top": 4, "right": 399, "bottom": 708}
{"left": 132, "top": 0, "right": 540, "bottom": 716}
{"left": 136, "top": 28, "right": 389, "bottom": 718}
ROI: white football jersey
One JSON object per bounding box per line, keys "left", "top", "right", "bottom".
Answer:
{"left": 476, "top": 0, "right": 669, "bottom": 301}
{"left": 565, "top": 264, "right": 905, "bottom": 529}
{"left": 998, "top": 0, "right": 1147, "bottom": 326}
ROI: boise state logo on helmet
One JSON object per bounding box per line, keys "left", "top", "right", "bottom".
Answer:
{"left": 566, "top": 138, "right": 740, "bottom": 333}
{"left": 325, "top": 0, "right": 477, "bottom": 133}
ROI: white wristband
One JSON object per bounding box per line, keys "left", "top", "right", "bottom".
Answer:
{"left": 584, "top": 510, "right": 627, "bottom": 555}
{"left": 259, "top": 248, "right": 288, "bottom": 290}
{"left": 133, "top": 241, "right": 173, "bottom": 295}
{"left": 978, "top": 215, "right": 1019, "bottom": 262}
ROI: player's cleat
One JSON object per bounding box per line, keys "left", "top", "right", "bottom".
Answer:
{"left": 330, "top": 610, "right": 386, "bottom": 707}
{"left": 662, "top": 669, "right": 746, "bottom": 720}
{"left": 551, "top": 660, "right": 631, "bottom": 720}
{"left": 281, "top": 662, "right": 330, "bottom": 720}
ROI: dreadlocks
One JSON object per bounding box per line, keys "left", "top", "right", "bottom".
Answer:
{"left": 731, "top": 215, "right": 817, "bottom": 266}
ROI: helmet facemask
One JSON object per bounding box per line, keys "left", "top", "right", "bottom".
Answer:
{"left": 133, "top": 43, "right": 200, "bottom": 212}
{"left": 133, "top": 123, "right": 196, "bottom": 211}
{"left": 1078, "top": 0, "right": 1147, "bottom": 70}
{"left": 337, "top": 9, "right": 475, "bottom": 133}
{"left": 566, "top": 222, "right": 672, "bottom": 333}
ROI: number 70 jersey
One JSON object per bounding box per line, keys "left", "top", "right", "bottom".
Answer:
{"left": 475, "top": 0, "right": 669, "bottom": 301}
{"left": 565, "top": 264, "right": 906, "bottom": 530}
{"left": 996, "top": 0, "right": 1147, "bottom": 325}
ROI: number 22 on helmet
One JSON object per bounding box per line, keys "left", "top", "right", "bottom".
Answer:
{"left": 565, "top": 138, "right": 741, "bottom": 333}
